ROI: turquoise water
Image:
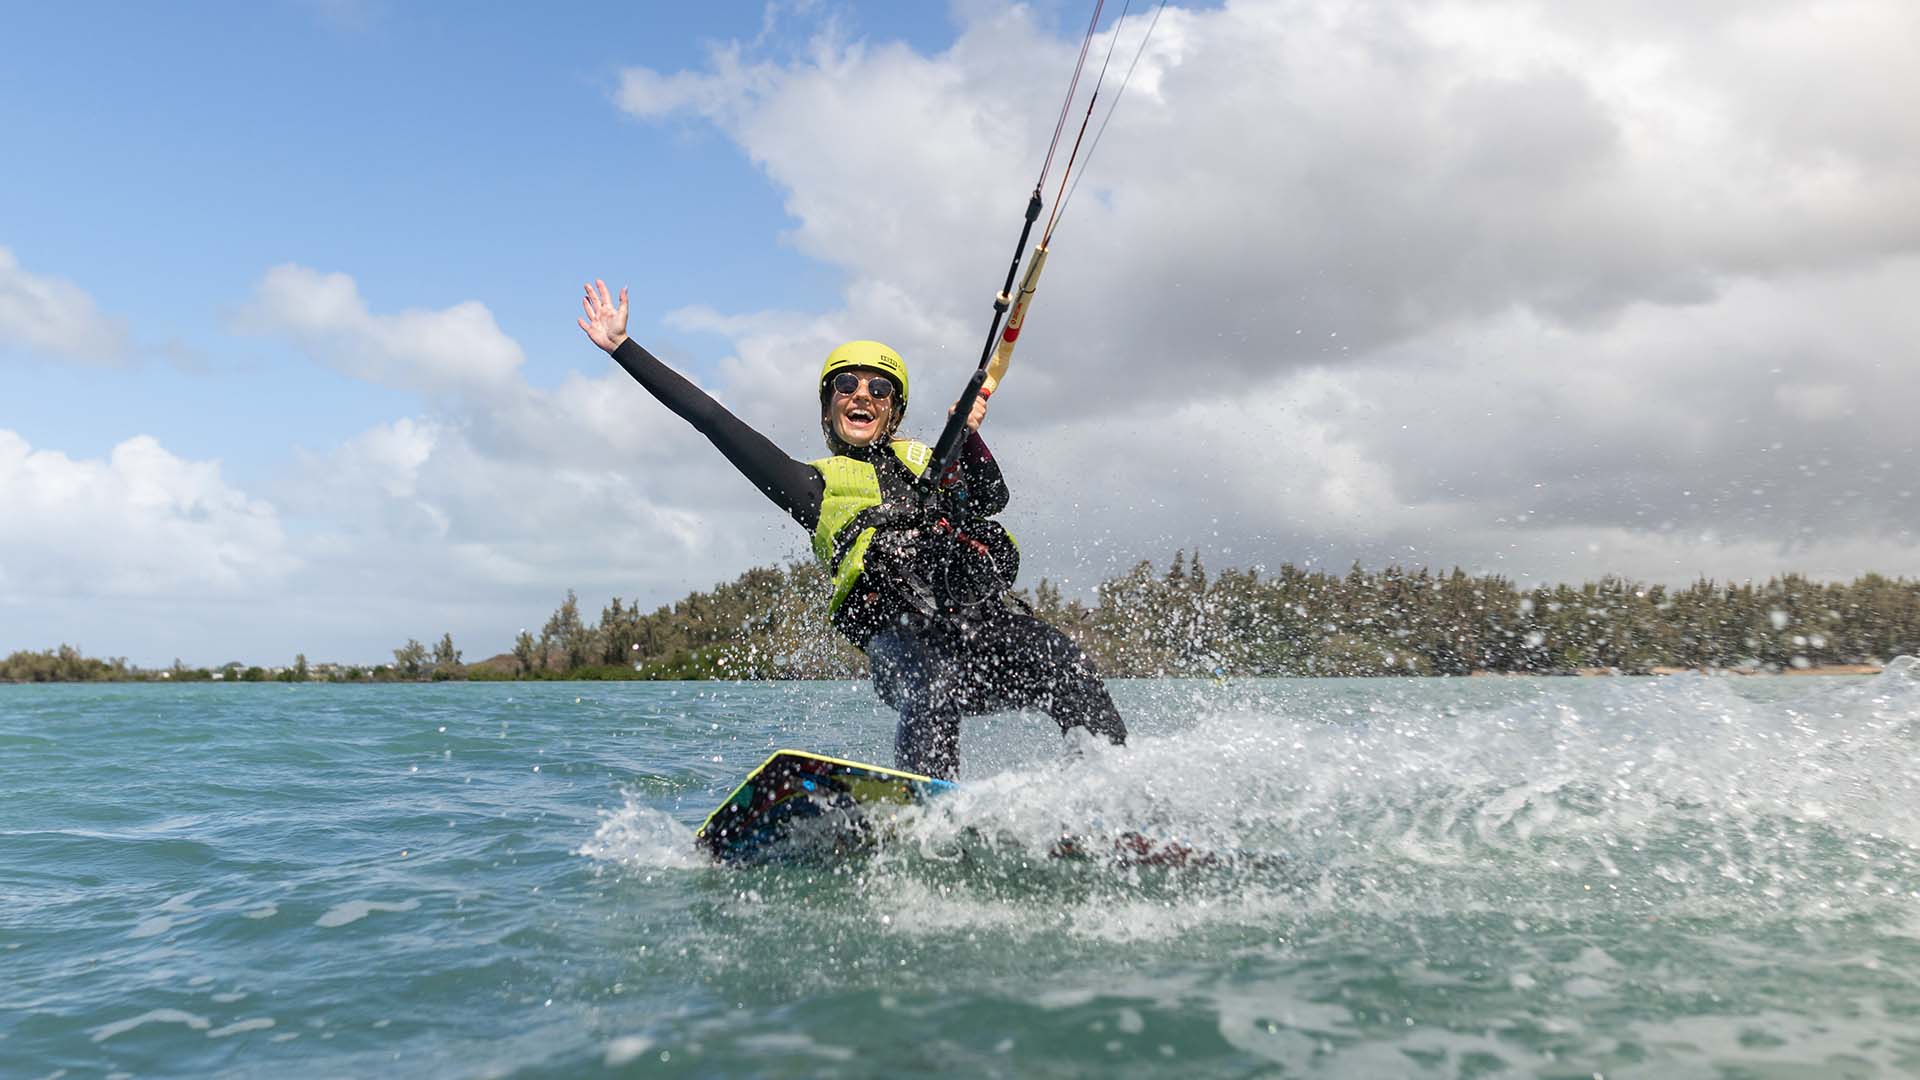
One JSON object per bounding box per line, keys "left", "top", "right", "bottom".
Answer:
{"left": 5, "top": 670, "right": 1920, "bottom": 1078}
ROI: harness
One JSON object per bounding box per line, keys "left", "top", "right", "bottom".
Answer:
{"left": 809, "top": 440, "right": 1018, "bottom": 636}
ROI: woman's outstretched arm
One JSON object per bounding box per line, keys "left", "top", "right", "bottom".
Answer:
{"left": 580, "top": 280, "right": 824, "bottom": 527}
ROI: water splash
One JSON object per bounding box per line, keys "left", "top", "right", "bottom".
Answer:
{"left": 580, "top": 792, "right": 708, "bottom": 871}
{"left": 676, "top": 671, "right": 1920, "bottom": 946}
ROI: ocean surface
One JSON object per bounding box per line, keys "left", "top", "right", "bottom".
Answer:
{"left": 5, "top": 669, "right": 1920, "bottom": 1078}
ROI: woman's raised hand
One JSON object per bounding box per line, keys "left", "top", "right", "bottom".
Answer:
{"left": 577, "top": 279, "right": 629, "bottom": 354}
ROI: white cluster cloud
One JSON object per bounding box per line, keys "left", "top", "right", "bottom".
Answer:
{"left": 8, "top": 261, "right": 812, "bottom": 663}
{"left": 0, "top": 247, "right": 128, "bottom": 363}
{"left": 0, "top": 430, "right": 294, "bottom": 602}
{"left": 238, "top": 265, "right": 527, "bottom": 396}
{"left": 239, "top": 266, "right": 813, "bottom": 650}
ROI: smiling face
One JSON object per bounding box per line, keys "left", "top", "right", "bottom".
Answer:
{"left": 828, "top": 368, "right": 898, "bottom": 447}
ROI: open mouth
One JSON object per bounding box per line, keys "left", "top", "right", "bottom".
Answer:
{"left": 845, "top": 407, "right": 875, "bottom": 424}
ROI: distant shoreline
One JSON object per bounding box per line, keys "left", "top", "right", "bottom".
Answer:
{"left": 1468, "top": 663, "right": 1885, "bottom": 677}
{"left": 1650, "top": 663, "right": 1883, "bottom": 676}
{"left": 4, "top": 665, "right": 1895, "bottom": 686}
{"left": 11, "top": 560, "right": 1920, "bottom": 684}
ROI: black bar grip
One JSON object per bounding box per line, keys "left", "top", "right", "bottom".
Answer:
{"left": 926, "top": 368, "right": 989, "bottom": 484}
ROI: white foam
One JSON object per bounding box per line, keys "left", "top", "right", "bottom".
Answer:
{"left": 604, "top": 1035, "right": 653, "bottom": 1066}
{"left": 128, "top": 917, "right": 172, "bottom": 939}
{"left": 315, "top": 898, "right": 420, "bottom": 928}
{"left": 735, "top": 1032, "right": 855, "bottom": 1062}
{"left": 207, "top": 1018, "right": 276, "bottom": 1038}
{"left": 90, "top": 1009, "right": 211, "bottom": 1043}
{"left": 1630, "top": 1009, "right": 1903, "bottom": 1072}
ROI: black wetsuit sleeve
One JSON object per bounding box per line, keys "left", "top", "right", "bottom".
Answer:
{"left": 609, "top": 338, "right": 824, "bottom": 528}
{"left": 960, "top": 431, "right": 1010, "bottom": 516}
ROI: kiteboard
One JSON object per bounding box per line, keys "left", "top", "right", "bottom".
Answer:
{"left": 695, "top": 749, "right": 954, "bottom": 865}
{"left": 695, "top": 749, "right": 1271, "bottom": 871}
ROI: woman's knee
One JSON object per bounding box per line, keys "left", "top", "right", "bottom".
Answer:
{"left": 867, "top": 628, "right": 932, "bottom": 705}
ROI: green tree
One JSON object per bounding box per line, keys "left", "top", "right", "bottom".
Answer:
{"left": 393, "top": 639, "right": 427, "bottom": 680}
{"left": 599, "top": 597, "right": 638, "bottom": 664}
{"left": 536, "top": 592, "right": 576, "bottom": 671}
{"left": 431, "top": 633, "right": 462, "bottom": 678}
{"left": 512, "top": 629, "right": 537, "bottom": 676}
{"left": 547, "top": 590, "right": 589, "bottom": 671}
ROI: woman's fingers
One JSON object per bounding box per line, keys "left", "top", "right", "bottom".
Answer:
{"left": 577, "top": 280, "right": 627, "bottom": 350}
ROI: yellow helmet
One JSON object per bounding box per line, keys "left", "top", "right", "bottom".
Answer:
{"left": 819, "top": 340, "right": 908, "bottom": 406}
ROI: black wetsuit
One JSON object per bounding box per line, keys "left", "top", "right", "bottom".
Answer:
{"left": 611, "top": 339, "right": 1126, "bottom": 778}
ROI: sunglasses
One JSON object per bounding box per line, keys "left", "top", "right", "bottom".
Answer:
{"left": 831, "top": 372, "right": 896, "bottom": 400}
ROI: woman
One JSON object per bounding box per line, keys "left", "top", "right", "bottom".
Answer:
{"left": 579, "top": 280, "right": 1125, "bottom": 779}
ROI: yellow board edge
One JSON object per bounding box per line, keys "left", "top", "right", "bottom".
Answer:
{"left": 695, "top": 748, "right": 937, "bottom": 840}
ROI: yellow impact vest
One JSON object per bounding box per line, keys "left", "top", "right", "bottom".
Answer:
{"left": 809, "top": 439, "right": 932, "bottom": 614}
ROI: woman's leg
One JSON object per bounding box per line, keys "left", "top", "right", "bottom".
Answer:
{"left": 959, "top": 608, "right": 1127, "bottom": 746}
{"left": 865, "top": 625, "right": 964, "bottom": 780}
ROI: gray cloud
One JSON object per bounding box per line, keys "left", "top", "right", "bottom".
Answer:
{"left": 608, "top": 0, "right": 1920, "bottom": 589}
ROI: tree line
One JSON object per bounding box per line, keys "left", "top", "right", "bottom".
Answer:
{"left": 1055, "top": 554, "right": 1919, "bottom": 676}
{"left": 6, "top": 554, "right": 1918, "bottom": 683}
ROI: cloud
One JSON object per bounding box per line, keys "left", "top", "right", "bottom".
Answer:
{"left": 614, "top": 1, "right": 1920, "bottom": 369}
{"left": 279, "top": 410, "right": 791, "bottom": 593}
{"left": 604, "top": 0, "right": 1920, "bottom": 588}
{"left": 617, "top": 62, "right": 755, "bottom": 120}
{"left": 236, "top": 264, "right": 525, "bottom": 396}
{"left": 4, "top": 258, "right": 820, "bottom": 662}
{"left": 1008, "top": 258, "right": 1920, "bottom": 591}
{"left": 0, "top": 352, "right": 810, "bottom": 663}
{"left": 31, "top": 2, "right": 1918, "bottom": 663}
{"left": 0, "top": 247, "right": 129, "bottom": 364}
{"left": 0, "top": 430, "right": 295, "bottom": 604}
{"left": 220, "top": 265, "right": 820, "bottom": 659}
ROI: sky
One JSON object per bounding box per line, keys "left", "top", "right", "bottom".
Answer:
{"left": 3, "top": 0, "right": 1916, "bottom": 667}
